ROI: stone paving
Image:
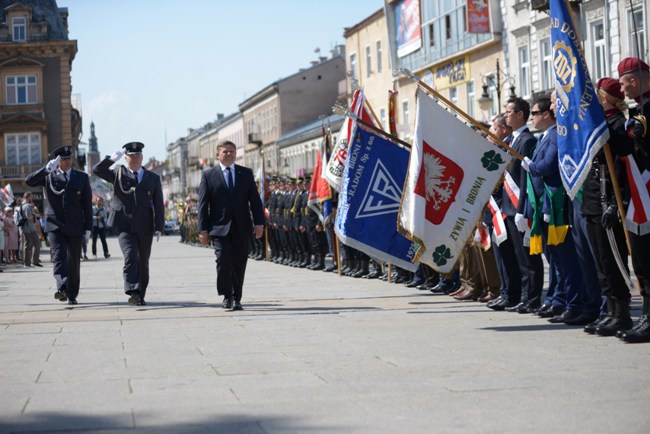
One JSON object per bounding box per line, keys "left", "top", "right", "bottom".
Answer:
{"left": 1, "top": 235, "right": 649, "bottom": 433}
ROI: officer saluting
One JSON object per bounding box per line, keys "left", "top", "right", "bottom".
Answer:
{"left": 93, "top": 142, "right": 164, "bottom": 306}
{"left": 25, "top": 145, "right": 93, "bottom": 305}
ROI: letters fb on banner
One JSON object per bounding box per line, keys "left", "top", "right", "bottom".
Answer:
{"left": 399, "top": 88, "right": 513, "bottom": 273}
{"left": 550, "top": 0, "right": 609, "bottom": 199}
{"left": 334, "top": 124, "right": 418, "bottom": 272}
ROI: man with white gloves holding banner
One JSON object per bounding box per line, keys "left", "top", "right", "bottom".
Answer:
{"left": 25, "top": 145, "right": 93, "bottom": 305}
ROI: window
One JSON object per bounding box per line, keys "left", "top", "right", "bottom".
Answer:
{"left": 589, "top": 22, "right": 607, "bottom": 80}
{"left": 466, "top": 81, "right": 475, "bottom": 119}
{"left": 540, "top": 37, "right": 554, "bottom": 90}
{"left": 628, "top": 8, "right": 646, "bottom": 59}
{"left": 12, "top": 17, "right": 26, "bottom": 42}
{"left": 376, "top": 40, "right": 383, "bottom": 73}
{"left": 445, "top": 15, "right": 452, "bottom": 39}
{"left": 518, "top": 46, "right": 531, "bottom": 97}
{"left": 402, "top": 100, "right": 409, "bottom": 126}
{"left": 428, "top": 23, "right": 435, "bottom": 47}
{"left": 450, "top": 87, "right": 458, "bottom": 105}
{"left": 349, "top": 53, "right": 358, "bottom": 81}
{"left": 6, "top": 75, "right": 37, "bottom": 104}
{"left": 365, "top": 46, "right": 372, "bottom": 77}
{"left": 5, "top": 133, "right": 41, "bottom": 165}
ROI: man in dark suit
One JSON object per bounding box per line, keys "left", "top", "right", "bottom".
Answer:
{"left": 489, "top": 98, "right": 543, "bottom": 311}
{"left": 25, "top": 145, "right": 93, "bottom": 305}
{"left": 93, "top": 142, "right": 164, "bottom": 306}
{"left": 198, "top": 140, "right": 265, "bottom": 311}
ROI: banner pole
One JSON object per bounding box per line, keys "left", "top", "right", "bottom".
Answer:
{"left": 397, "top": 68, "right": 523, "bottom": 161}
{"left": 603, "top": 143, "right": 632, "bottom": 255}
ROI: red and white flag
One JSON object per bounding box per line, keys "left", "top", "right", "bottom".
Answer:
{"left": 399, "top": 89, "right": 513, "bottom": 273}
{"left": 0, "top": 183, "right": 14, "bottom": 206}
{"left": 622, "top": 155, "right": 650, "bottom": 236}
{"left": 487, "top": 195, "right": 507, "bottom": 245}
{"left": 324, "top": 89, "right": 376, "bottom": 191}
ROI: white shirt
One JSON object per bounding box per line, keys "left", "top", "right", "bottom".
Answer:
{"left": 219, "top": 163, "right": 235, "bottom": 188}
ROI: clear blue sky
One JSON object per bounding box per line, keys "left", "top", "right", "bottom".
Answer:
{"left": 62, "top": 0, "right": 382, "bottom": 162}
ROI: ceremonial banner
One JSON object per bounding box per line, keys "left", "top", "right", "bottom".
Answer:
{"left": 335, "top": 125, "right": 418, "bottom": 271}
{"left": 325, "top": 89, "right": 375, "bottom": 191}
{"left": 399, "top": 89, "right": 513, "bottom": 273}
{"left": 308, "top": 132, "right": 334, "bottom": 224}
{"left": 551, "top": 0, "right": 609, "bottom": 199}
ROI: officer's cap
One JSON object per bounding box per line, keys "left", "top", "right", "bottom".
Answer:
{"left": 52, "top": 145, "right": 73, "bottom": 158}
{"left": 618, "top": 57, "right": 650, "bottom": 77}
{"left": 122, "top": 141, "right": 145, "bottom": 155}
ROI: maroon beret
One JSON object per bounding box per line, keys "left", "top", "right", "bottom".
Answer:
{"left": 618, "top": 57, "right": 650, "bottom": 77}
{"left": 596, "top": 77, "right": 624, "bottom": 101}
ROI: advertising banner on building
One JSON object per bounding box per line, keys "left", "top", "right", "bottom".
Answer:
{"left": 395, "top": 0, "right": 422, "bottom": 58}
{"left": 467, "top": 0, "right": 491, "bottom": 34}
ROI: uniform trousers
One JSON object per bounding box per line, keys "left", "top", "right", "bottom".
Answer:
{"left": 118, "top": 232, "right": 153, "bottom": 299}
{"left": 48, "top": 230, "right": 82, "bottom": 299}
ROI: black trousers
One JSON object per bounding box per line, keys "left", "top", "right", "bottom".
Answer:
{"left": 92, "top": 226, "right": 109, "bottom": 257}
{"left": 48, "top": 230, "right": 82, "bottom": 299}
{"left": 118, "top": 232, "right": 153, "bottom": 299}
{"left": 213, "top": 229, "right": 249, "bottom": 302}
{"left": 630, "top": 232, "right": 650, "bottom": 296}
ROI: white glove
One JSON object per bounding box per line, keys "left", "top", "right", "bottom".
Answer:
{"left": 543, "top": 214, "right": 551, "bottom": 223}
{"left": 515, "top": 213, "right": 527, "bottom": 232}
{"left": 155, "top": 231, "right": 161, "bottom": 242}
{"left": 46, "top": 156, "right": 61, "bottom": 173}
{"left": 521, "top": 157, "right": 531, "bottom": 172}
{"left": 84, "top": 230, "right": 91, "bottom": 241}
{"left": 110, "top": 149, "right": 125, "bottom": 162}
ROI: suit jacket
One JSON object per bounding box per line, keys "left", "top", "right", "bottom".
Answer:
{"left": 198, "top": 164, "right": 265, "bottom": 238}
{"left": 25, "top": 167, "right": 92, "bottom": 237}
{"left": 501, "top": 127, "right": 537, "bottom": 217}
{"left": 521, "top": 125, "right": 565, "bottom": 218}
{"left": 93, "top": 158, "right": 164, "bottom": 234}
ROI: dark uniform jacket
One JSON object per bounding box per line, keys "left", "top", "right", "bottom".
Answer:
{"left": 501, "top": 127, "right": 537, "bottom": 217}
{"left": 25, "top": 167, "right": 92, "bottom": 237}
{"left": 93, "top": 158, "right": 164, "bottom": 234}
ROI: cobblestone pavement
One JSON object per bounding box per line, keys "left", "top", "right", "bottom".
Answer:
{"left": 1, "top": 235, "right": 648, "bottom": 433}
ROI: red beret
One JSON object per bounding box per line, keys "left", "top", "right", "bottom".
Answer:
{"left": 618, "top": 57, "right": 650, "bottom": 77}
{"left": 596, "top": 77, "right": 624, "bottom": 101}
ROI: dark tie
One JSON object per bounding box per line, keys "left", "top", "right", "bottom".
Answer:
{"left": 64, "top": 171, "right": 68, "bottom": 182}
{"left": 226, "top": 167, "right": 234, "bottom": 195}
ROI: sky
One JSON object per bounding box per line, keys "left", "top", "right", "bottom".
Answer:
{"left": 62, "top": 0, "right": 383, "bottom": 162}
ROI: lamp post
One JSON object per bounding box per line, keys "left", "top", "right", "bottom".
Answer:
{"left": 477, "top": 59, "right": 517, "bottom": 112}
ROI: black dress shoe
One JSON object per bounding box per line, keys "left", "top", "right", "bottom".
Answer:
{"left": 595, "top": 317, "right": 634, "bottom": 336}
{"left": 548, "top": 310, "right": 579, "bottom": 324}
{"left": 67, "top": 298, "right": 77, "bottom": 305}
{"left": 564, "top": 313, "right": 599, "bottom": 326}
{"left": 486, "top": 296, "right": 504, "bottom": 308}
{"left": 505, "top": 302, "right": 526, "bottom": 312}
{"left": 406, "top": 280, "right": 424, "bottom": 288}
{"left": 232, "top": 301, "right": 243, "bottom": 311}
{"left": 488, "top": 298, "right": 510, "bottom": 311}
{"left": 620, "top": 318, "right": 650, "bottom": 343}
{"left": 54, "top": 290, "right": 67, "bottom": 302}
{"left": 538, "top": 305, "right": 563, "bottom": 318}
{"left": 128, "top": 292, "right": 142, "bottom": 305}
{"left": 137, "top": 300, "right": 146, "bottom": 306}
{"left": 517, "top": 303, "right": 540, "bottom": 314}
{"left": 584, "top": 316, "right": 611, "bottom": 334}
{"left": 222, "top": 297, "right": 233, "bottom": 309}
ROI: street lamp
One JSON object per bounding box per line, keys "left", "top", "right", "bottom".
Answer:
{"left": 477, "top": 59, "right": 517, "bottom": 112}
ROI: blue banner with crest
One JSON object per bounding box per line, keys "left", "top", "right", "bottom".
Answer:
{"left": 550, "top": 0, "right": 609, "bottom": 199}
{"left": 334, "top": 125, "right": 418, "bottom": 272}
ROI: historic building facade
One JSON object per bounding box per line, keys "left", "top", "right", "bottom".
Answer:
{"left": 0, "top": 0, "right": 79, "bottom": 201}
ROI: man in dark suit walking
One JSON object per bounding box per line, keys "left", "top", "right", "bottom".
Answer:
{"left": 25, "top": 145, "right": 93, "bottom": 305}
{"left": 198, "top": 140, "right": 265, "bottom": 311}
{"left": 93, "top": 142, "right": 164, "bottom": 306}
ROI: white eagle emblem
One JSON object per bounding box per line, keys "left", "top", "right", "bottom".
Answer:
{"left": 423, "top": 152, "right": 457, "bottom": 210}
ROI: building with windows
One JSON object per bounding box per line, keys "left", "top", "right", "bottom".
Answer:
{"left": 0, "top": 0, "right": 79, "bottom": 200}
{"left": 239, "top": 50, "right": 345, "bottom": 177}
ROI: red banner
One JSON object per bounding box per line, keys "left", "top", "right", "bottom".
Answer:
{"left": 467, "top": 0, "right": 490, "bottom": 34}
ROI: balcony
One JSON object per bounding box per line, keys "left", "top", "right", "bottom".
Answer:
{"left": 0, "top": 164, "right": 42, "bottom": 180}
{"left": 531, "top": 0, "right": 581, "bottom": 12}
